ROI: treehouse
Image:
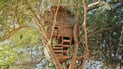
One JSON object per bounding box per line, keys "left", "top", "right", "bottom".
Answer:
{"left": 51, "top": 22, "right": 73, "bottom": 63}
{"left": 44, "top": 6, "right": 75, "bottom": 63}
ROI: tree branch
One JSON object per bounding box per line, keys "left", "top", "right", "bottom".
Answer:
{"left": 28, "top": 0, "right": 63, "bottom": 68}
{"left": 79, "top": 25, "right": 119, "bottom": 44}
{"left": 25, "top": 0, "right": 50, "bottom": 40}
{"left": 13, "top": 57, "right": 45, "bottom": 66}
{"left": 78, "top": 0, "right": 89, "bottom": 69}
{"left": 69, "top": 16, "right": 79, "bottom": 69}
{"left": 88, "top": 0, "right": 104, "bottom": 8}
{"left": 87, "top": 1, "right": 123, "bottom": 12}
{"left": 78, "top": 25, "right": 120, "bottom": 64}
{"left": 0, "top": 26, "right": 39, "bottom": 42}
{"left": 88, "top": 25, "right": 119, "bottom": 37}
{"left": 83, "top": 0, "right": 89, "bottom": 58}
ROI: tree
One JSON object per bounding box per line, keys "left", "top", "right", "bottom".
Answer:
{"left": 0, "top": 0, "right": 122, "bottom": 69}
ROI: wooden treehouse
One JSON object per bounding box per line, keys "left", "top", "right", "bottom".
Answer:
{"left": 44, "top": 6, "right": 75, "bottom": 63}
{"left": 51, "top": 22, "right": 73, "bottom": 63}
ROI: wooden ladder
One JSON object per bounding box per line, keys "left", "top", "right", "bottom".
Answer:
{"left": 52, "top": 36, "right": 72, "bottom": 63}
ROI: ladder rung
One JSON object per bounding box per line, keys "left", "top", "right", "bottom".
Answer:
{"left": 63, "top": 40, "right": 71, "bottom": 42}
{"left": 56, "top": 44, "right": 63, "bottom": 46}
{"left": 55, "top": 54, "right": 63, "bottom": 56}
{"left": 63, "top": 45, "right": 70, "bottom": 47}
{"left": 54, "top": 50, "right": 70, "bottom": 53}
{"left": 52, "top": 44, "right": 62, "bottom": 47}
{"left": 53, "top": 47, "right": 63, "bottom": 49}
{"left": 54, "top": 50, "right": 63, "bottom": 52}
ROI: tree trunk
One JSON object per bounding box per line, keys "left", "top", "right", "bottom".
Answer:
{"left": 120, "top": 66, "right": 123, "bottom": 69}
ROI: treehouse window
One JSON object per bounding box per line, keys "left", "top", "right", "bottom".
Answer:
{"left": 63, "top": 37, "right": 70, "bottom": 40}
{"left": 54, "top": 26, "right": 58, "bottom": 29}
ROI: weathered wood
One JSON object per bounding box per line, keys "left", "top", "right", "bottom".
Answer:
{"left": 63, "top": 45, "right": 70, "bottom": 47}
{"left": 63, "top": 40, "right": 71, "bottom": 42}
